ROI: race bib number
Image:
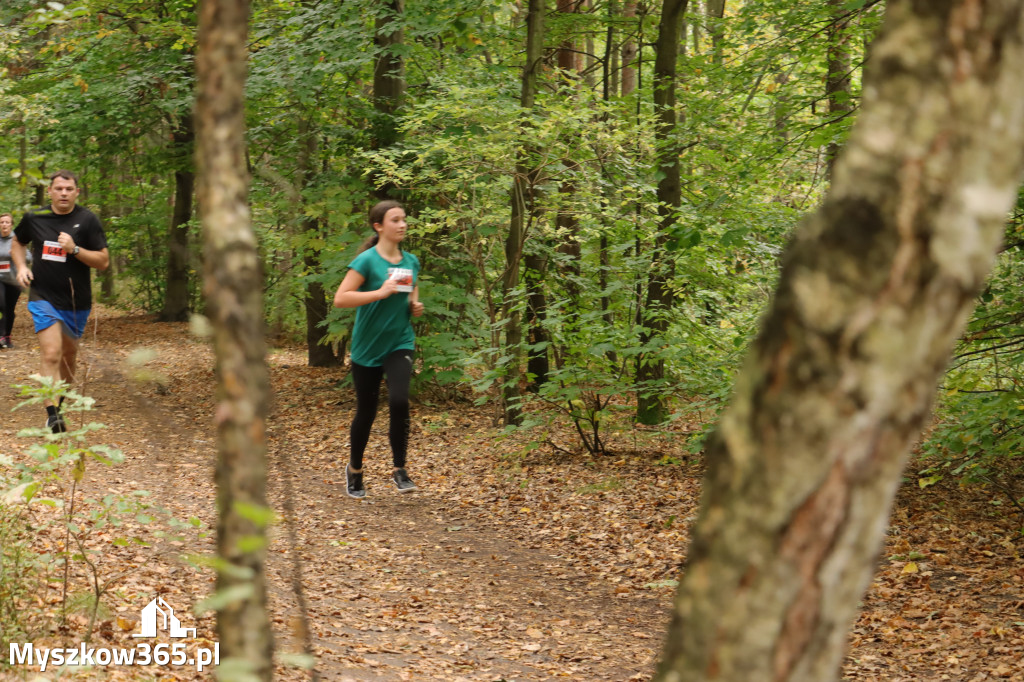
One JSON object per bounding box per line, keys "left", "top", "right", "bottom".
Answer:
{"left": 0, "top": 262, "right": 9, "bottom": 272}
{"left": 388, "top": 267, "right": 414, "bottom": 292}
{"left": 42, "top": 240, "right": 67, "bottom": 262}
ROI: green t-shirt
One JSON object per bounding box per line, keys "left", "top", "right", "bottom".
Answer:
{"left": 348, "top": 247, "right": 420, "bottom": 367}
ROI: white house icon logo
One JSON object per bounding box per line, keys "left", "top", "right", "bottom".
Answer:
{"left": 132, "top": 597, "right": 196, "bottom": 638}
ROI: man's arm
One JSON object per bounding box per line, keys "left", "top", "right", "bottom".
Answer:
{"left": 56, "top": 231, "right": 109, "bottom": 270}
{"left": 11, "top": 239, "right": 32, "bottom": 288}
{"left": 75, "top": 246, "right": 110, "bottom": 271}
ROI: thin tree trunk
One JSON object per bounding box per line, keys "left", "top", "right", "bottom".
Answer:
{"left": 621, "top": 1, "right": 638, "bottom": 96}
{"left": 636, "top": 0, "right": 688, "bottom": 425}
{"left": 772, "top": 70, "right": 790, "bottom": 142}
{"left": 503, "top": 0, "right": 545, "bottom": 425}
{"left": 297, "top": 118, "right": 340, "bottom": 367}
{"left": 97, "top": 160, "right": 115, "bottom": 302}
{"left": 373, "top": 0, "right": 405, "bottom": 158}
{"left": 706, "top": 0, "right": 725, "bottom": 65}
{"left": 524, "top": 251, "right": 550, "bottom": 390}
{"left": 303, "top": 216, "right": 340, "bottom": 367}
{"left": 655, "top": 2, "right": 1024, "bottom": 680}
{"left": 825, "top": 0, "right": 853, "bottom": 179}
{"left": 160, "top": 114, "right": 195, "bottom": 322}
{"left": 523, "top": 0, "right": 583, "bottom": 391}
{"left": 373, "top": 0, "right": 405, "bottom": 117}
{"left": 195, "top": 0, "right": 273, "bottom": 677}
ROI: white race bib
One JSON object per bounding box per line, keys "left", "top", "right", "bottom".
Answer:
{"left": 388, "top": 267, "right": 414, "bottom": 293}
{"left": 42, "top": 240, "right": 67, "bottom": 262}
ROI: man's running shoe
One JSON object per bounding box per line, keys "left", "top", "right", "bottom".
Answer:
{"left": 46, "top": 413, "right": 67, "bottom": 434}
{"left": 346, "top": 464, "right": 365, "bottom": 499}
{"left": 393, "top": 468, "right": 417, "bottom": 492}
{"left": 0, "top": 336, "right": 10, "bottom": 349}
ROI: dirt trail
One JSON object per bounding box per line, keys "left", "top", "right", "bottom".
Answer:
{"left": 0, "top": 305, "right": 679, "bottom": 681}
{"left": 7, "top": 305, "right": 1019, "bottom": 681}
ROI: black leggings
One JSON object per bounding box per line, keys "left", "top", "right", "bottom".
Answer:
{"left": 0, "top": 283, "right": 20, "bottom": 336}
{"left": 349, "top": 349, "right": 413, "bottom": 470}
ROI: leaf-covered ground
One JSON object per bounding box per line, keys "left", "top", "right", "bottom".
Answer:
{"left": 0, "top": 306, "right": 1022, "bottom": 681}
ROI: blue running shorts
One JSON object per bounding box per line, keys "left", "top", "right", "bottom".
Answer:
{"left": 27, "top": 300, "right": 90, "bottom": 339}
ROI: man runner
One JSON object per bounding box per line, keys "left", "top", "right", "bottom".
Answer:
{"left": 11, "top": 170, "right": 109, "bottom": 433}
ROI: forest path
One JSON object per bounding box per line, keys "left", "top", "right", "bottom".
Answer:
{"left": 0, "top": 305, "right": 686, "bottom": 681}
{"left": 4, "top": 305, "right": 1020, "bottom": 681}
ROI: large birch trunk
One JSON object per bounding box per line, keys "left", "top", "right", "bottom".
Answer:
{"left": 655, "top": 2, "right": 1024, "bottom": 681}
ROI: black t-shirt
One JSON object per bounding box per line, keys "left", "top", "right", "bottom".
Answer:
{"left": 15, "top": 205, "right": 108, "bottom": 311}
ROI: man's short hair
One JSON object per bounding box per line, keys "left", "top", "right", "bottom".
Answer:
{"left": 48, "top": 169, "right": 79, "bottom": 187}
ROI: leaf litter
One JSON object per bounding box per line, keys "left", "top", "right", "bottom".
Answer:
{"left": 0, "top": 306, "right": 1020, "bottom": 680}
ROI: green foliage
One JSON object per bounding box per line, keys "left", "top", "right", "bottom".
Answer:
{"left": 0, "top": 0, "right": 893, "bottom": 452}
{"left": 0, "top": 502, "right": 42, "bottom": 644}
{"left": 2, "top": 377, "right": 202, "bottom": 637}
{"left": 918, "top": 215, "right": 1024, "bottom": 527}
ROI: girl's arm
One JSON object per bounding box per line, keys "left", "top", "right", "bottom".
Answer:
{"left": 333, "top": 269, "right": 398, "bottom": 308}
{"left": 410, "top": 285, "right": 424, "bottom": 317}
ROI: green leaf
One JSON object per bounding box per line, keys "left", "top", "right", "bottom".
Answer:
{"left": 193, "top": 583, "right": 255, "bottom": 616}
{"left": 233, "top": 501, "right": 277, "bottom": 528}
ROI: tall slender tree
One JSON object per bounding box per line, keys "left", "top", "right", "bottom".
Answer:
{"left": 503, "top": 0, "right": 545, "bottom": 424}
{"left": 159, "top": 113, "right": 195, "bottom": 322}
{"left": 298, "top": 114, "right": 341, "bottom": 367}
{"left": 621, "top": 1, "right": 638, "bottom": 96}
{"left": 373, "top": 0, "right": 406, "bottom": 166}
{"left": 636, "top": 0, "right": 688, "bottom": 425}
{"left": 825, "top": 0, "right": 853, "bottom": 178}
{"left": 706, "top": 0, "right": 726, "bottom": 66}
{"left": 195, "top": 0, "right": 273, "bottom": 676}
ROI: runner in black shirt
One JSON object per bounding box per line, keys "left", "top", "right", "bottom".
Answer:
{"left": 11, "top": 170, "right": 109, "bottom": 433}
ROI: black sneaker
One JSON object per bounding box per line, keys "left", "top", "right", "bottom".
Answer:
{"left": 392, "top": 468, "right": 417, "bottom": 493}
{"left": 346, "top": 465, "right": 365, "bottom": 499}
{"left": 46, "top": 413, "right": 67, "bottom": 434}
{"left": 0, "top": 336, "right": 9, "bottom": 349}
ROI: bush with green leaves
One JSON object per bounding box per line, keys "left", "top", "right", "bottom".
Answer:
{"left": 917, "top": 214, "right": 1024, "bottom": 528}
{"left": 1, "top": 376, "right": 203, "bottom": 639}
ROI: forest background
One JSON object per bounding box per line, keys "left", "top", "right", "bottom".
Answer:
{"left": 2, "top": 0, "right": 1024, "bottom": 678}
{"left": 3, "top": 0, "right": 1022, "bottom": 500}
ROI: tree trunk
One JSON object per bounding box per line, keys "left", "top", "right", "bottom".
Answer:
{"left": 706, "top": 0, "right": 726, "bottom": 65}
{"left": 522, "top": 0, "right": 582, "bottom": 391}
{"left": 96, "top": 159, "right": 115, "bottom": 302}
{"left": 373, "top": 0, "right": 405, "bottom": 123}
{"left": 373, "top": 0, "right": 405, "bottom": 158}
{"left": 303, "top": 217, "right": 340, "bottom": 367}
{"left": 825, "top": 0, "right": 853, "bottom": 179}
{"left": 621, "top": 1, "right": 638, "bottom": 96}
{"left": 654, "top": 2, "right": 1024, "bottom": 680}
{"left": 297, "top": 117, "right": 340, "bottom": 367}
{"left": 502, "top": 0, "right": 545, "bottom": 425}
{"left": 159, "top": 114, "right": 195, "bottom": 322}
{"left": 195, "top": 0, "right": 273, "bottom": 677}
{"left": 524, "top": 251, "right": 550, "bottom": 390}
{"left": 636, "top": 0, "right": 687, "bottom": 425}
